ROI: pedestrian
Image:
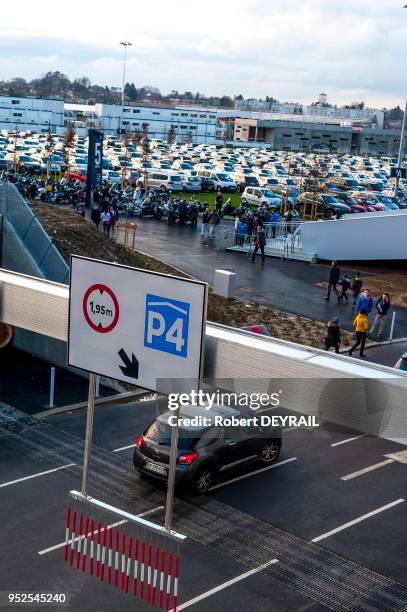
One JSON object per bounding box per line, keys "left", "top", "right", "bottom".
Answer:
{"left": 178, "top": 199, "right": 187, "bottom": 226}
{"left": 271, "top": 209, "right": 280, "bottom": 238}
{"left": 369, "top": 292, "right": 391, "bottom": 341}
{"left": 167, "top": 198, "right": 175, "bottom": 226}
{"left": 109, "top": 205, "right": 117, "bottom": 236}
{"left": 337, "top": 273, "right": 351, "bottom": 303}
{"left": 209, "top": 209, "right": 220, "bottom": 238}
{"left": 251, "top": 223, "right": 266, "bottom": 265}
{"left": 201, "top": 207, "right": 210, "bottom": 239}
{"left": 215, "top": 189, "right": 223, "bottom": 214}
{"left": 324, "top": 261, "right": 341, "bottom": 301}
{"left": 351, "top": 272, "right": 363, "bottom": 307}
{"left": 236, "top": 218, "right": 248, "bottom": 246}
{"left": 91, "top": 203, "right": 101, "bottom": 230}
{"left": 349, "top": 309, "right": 369, "bottom": 357}
{"left": 324, "top": 316, "right": 341, "bottom": 353}
{"left": 355, "top": 288, "right": 374, "bottom": 315}
{"left": 190, "top": 200, "right": 199, "bottom": 229}
{"left": 101, "top": 208, "right": 112, "bottom": 236}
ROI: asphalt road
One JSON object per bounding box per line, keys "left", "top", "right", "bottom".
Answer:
{"left": 1, "top": 398, "right": 406, "bottom": 611}
{"left": 121, "top": 216, "right": 407, "bottom": 339}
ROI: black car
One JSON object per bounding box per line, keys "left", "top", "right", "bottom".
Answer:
{"left": 134, "top": 405, "right": 282, "bottom": 494}
{"left": 200, "top": 177, "right": 216, "bottom": 192}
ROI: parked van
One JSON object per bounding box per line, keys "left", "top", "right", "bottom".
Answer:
{"left": 198, "top": 169, "right": 237, "bottom": 192}
{"left": 147, "top": 171, "right": 183, "bottom": 191}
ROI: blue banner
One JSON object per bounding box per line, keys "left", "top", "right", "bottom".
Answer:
{"left": 86, "top": 129, "right": 104, "bottom": 207}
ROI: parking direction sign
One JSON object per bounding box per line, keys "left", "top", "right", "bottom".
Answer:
{"left": 68, "top": 256, "right": 207, "bottom": 392}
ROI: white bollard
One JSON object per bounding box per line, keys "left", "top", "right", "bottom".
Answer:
{"left": 95, "top": 375, "right": 100, "bottom": 398}
{"left": 389, "top": 311, "right": 396, "bottom": 340}
{"left": 49, "top": 367, "right": 55, "bottom": 408}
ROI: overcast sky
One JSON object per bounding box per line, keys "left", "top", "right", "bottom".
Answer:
{"left": 1, "top": 0, "right": 406, "bottom": 107}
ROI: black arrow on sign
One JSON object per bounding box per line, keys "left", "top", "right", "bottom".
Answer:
{"left": 118, "top": 348, "right": 139, "bottom": 379}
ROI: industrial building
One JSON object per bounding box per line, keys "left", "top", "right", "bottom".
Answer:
{"left": 0, "top": 95, "right": 404, "bottom": 156}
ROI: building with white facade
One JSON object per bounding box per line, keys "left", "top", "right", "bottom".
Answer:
{"left": 95, "top": 103, "right": 219, "bottom": 144}
{"left": 0, "top": 96, "right": 64, "bottom": 133}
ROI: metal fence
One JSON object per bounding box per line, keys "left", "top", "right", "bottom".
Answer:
{"left": 213, "top": 221, "right": 303, "bottom": 260}
{"left": 0, "top": 182, "right": 69, "bottom": 284}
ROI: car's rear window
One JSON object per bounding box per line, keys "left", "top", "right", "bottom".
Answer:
{"left": 145, "top": 420, "right": 199, "bottom": 449}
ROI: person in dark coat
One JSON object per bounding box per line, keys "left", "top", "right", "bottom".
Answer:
{"left": 91, "top": 203, "right": 101, "bottom": 229}
{"left": 324, "top": 261, "right": 341, "bottom": 300}
{"left": 324, "top": 316, "right": 341, "bottom": 353}
{"left": 337, "top": 273, "right": 351, "bottom": 303}
{"left": 251, "top": 223, "right": 266, "bottom": 265}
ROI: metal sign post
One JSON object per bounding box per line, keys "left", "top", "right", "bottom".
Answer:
{"left": 68, "top": 255, "right": 208, "bottom": 533}
{"left": 81, "top": 373, "right": 96, "bottom": 497}
{"left": 164, "top": 403, "right": 181, "bottom": 532}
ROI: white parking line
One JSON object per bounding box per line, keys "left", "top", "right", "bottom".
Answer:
{"left": 341, "top": 459, "right": 395, "bottom": 481}
{"left": 169, "top": 559, "right": 278, "bottom": 611}
{"left": 37, "top": 505, "right": 164, "bottom": 555}
{"left": 210, "top": 457, "right": 297, "bottom": 491}
{"left": 0, "top": 463, "right": 75, "bottom": 488}
{"left": 113, "top": 443, "right": 135, "bottom": 452}
{"left": 311, "top": 499, "right": 404, "bottom": 543}
{"left": 331, "top": 434, "right": 367, "bottom": 447}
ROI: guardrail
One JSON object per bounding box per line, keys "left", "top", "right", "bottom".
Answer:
{"left": 1, "top": 268, "right": 406, "bottom": 444}
{"left": 0, "top": 182, "right": 69, "bottom": 284}
{"left": 214, "top": 222, "right": 303, "bottom": 260}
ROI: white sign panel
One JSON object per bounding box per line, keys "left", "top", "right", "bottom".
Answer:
{"left": 68, "top": 256, "right": 207, "bottom": 392}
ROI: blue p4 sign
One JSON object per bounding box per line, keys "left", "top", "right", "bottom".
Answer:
{"left": 144, "top": 294, "right": 190, "bottom": 357}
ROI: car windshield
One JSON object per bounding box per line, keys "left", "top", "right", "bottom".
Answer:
{"left": 322, "top": 195, "right": 339, "bottom": 204}
{"left": 170, "top": 175, "right": 182, "bottom": 181}
{"left": 262, "top": 189, "right": 276, "bottom": 197}
{"left": 217, "top": 173, "right": 231, "bottom": 181}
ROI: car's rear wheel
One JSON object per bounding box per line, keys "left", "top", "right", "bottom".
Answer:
{"left": 259, "top": 439, "right": 281, "bottom": 464}
{"left": 193, "top": 468, "right": 213, "bottom": 494}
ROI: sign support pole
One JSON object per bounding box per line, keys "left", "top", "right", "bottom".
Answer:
{"left": 81, "top": 372, "right": 97, "bottom": 497}
{"left": 164, "top": 402, "right": 181, "bottom": 532}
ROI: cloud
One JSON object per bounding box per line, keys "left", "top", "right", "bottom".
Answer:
{"left": 1, "top": 0, "right": 406, "bottom": 107}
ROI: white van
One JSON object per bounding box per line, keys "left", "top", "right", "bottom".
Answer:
{"left": 147, "top": 171, "right": 183, "bottom": 191}
{"left": 198, "top": 169, "right": 237, "bottom": 192}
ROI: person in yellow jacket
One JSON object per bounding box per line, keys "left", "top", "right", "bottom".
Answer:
{"left": 349, "top": 309, "right": 369, "bottom": 357}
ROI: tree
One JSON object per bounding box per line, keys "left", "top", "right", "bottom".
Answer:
{"left": 45, "top": 125, "right": 55, "bottom": 178}
{"left": 63, "top": 121, "right": 76, "bottom": 171}
{"left": 8, "top": 78, "right": 28, "bottom": 97}
{"left": 166, "top": 124, "right": 176, "bottom": 145}
{"left": 141, "top": 123, "right": 150, "bottom": 188}
{"left": 125, "top": 82, "right": 138, "bottom": 101}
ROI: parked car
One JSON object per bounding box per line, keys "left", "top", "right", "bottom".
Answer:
{"left": 133, "top": 405, "right": 282, "bottom": 494}
{"left": 241, "top": 187, "right": 282, "bottom": 208}
{"left": 147, "top": 171, "right": 183, "bottom": 191}
{"left": 297, "top": 192, "right": 351, "bottom": 216}
{"left": 183, "top": 175, "right": 202, "bottom": 192}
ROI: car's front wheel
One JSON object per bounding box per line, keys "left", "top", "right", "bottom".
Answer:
{"left": 259, "top": 439, "right": 281, "bottom": 464}
{"left": 192, "top": 467, "right": 213, "bottom": 494}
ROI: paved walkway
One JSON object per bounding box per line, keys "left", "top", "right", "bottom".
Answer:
{"left": 126, "top": 217, "right": 407, "bottom": 338}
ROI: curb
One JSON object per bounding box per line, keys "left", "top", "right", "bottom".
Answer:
{"left": 33, "top": 389, "right": 151, "bottom": 419}
{"left": 339, "top": 336, "right": 407, "bottom": 354}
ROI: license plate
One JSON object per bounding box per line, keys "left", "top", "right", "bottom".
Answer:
{"left": 145, "top": 461, "right": 167, "bottom": 476}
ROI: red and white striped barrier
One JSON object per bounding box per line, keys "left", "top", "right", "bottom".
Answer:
{"left": 64, "top": 507, "right": 181, "bottom": 610}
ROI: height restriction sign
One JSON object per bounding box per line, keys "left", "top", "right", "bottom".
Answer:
{"left": 68, "top": 255, "right": 208, "bottom": 392}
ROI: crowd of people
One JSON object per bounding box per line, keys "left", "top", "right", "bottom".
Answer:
{"left": 323, "top": 261, "right": 392, "bottom": 357}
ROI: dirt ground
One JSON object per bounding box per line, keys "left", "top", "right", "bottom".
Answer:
{"left": 31, "top": 203, "right": 354, "bottom": 349}
{"left": 316, "top": 272, "right": 407, "bottom": 307}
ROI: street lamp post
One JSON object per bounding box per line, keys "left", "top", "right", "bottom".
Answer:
{"left": 119, "top": 40, "right": 132, "bottom": 137}
{"left": 395, "top": 5, "right": 407, "bottom": 196}
{"left": 394, "top": 95, "right": 407, "bottom": 197}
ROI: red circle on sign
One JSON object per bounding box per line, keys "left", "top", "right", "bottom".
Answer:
{"left": 82, "top": 283, "right": 120, "bottom": 333}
